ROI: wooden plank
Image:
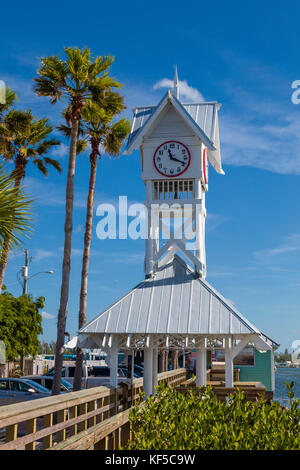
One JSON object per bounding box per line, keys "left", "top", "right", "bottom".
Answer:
{"left": 0, "top": 385, "right": 116, "bottom": 428}
{"left": 0, "top": 403, "right": 114, "bottom": 450}
{"left": 52, "top": 409, "right": 131, "bottom": 451}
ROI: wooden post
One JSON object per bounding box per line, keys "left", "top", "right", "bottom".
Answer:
{"left": 56, "top": 409, "right": 67, "bottom": 442}
{"left": 78, "top": 402, "right": 88, "bottom": 432}
{"left": 25, "top": 418, "right": 37, "bottom": 450}
{"left": 88, "top": 399, "right": 97, "bottom": 428}
{"left": 43, "top": 413, "right": 53, "bottom": 449}
{"left": 5, "top": 424, "right": 18, "bottom": 443}
{"left": 122, "top": 382, "right": 129, "bottom": 410}
{"left": 68, "top": 405, "right": 78, "bottom": 436}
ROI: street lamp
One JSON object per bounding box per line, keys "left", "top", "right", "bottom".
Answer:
{"left": 20, "top": 250, "right": 54, "bottom": 295}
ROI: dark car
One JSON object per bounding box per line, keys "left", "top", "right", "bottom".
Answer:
{"left": 119, "top": 364, "right": 144, "bottom": 378}
{"left": 0, "top": 378, "right": 51, "bottom": 406}
{"left": 23, "top": 375, "right": 73, "bottom": 393}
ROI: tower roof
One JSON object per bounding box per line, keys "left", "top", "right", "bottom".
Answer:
{"left": 124, "top": 90, "right": 224, "bottom": 174}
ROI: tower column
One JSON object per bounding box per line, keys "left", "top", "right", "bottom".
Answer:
{"left": 145, "top": 181, "right": 155, "bottom": 278}
{"left": 152, "top": 348, "right": 158, "bottom": 394}
{"left": 143, "top": 347, "right": 153, "bottom": 398}
{"left": 109, "top": 336, "right": 119, "bottom": 388}
{"left": 225, "top": 336, "right": 234, "bottom": 388}
{"left": 196, "top": 345, "right": 207, "bottom": 387}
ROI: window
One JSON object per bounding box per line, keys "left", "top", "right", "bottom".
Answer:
{"left": 0, "top": 380, "right": 8, "bottom": 390}
{"left": 214, "top": 347, "right": 255, "bottom": 366}
{"left": 44, "top": 379, "right": 53, "bottom": 390}
{"left": 10, "top": 381, "right": 31, "bottom": 392}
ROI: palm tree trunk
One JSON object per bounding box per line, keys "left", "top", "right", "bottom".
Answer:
{"left": 52, "top": 118, "right": 79, "bottom": 395}
{"left": 73, "top": 153, "right": 98, "bottom": 391}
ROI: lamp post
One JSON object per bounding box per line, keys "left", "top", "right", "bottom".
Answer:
{"left": 21, "top": 249, "right": 54, "bottom": 295}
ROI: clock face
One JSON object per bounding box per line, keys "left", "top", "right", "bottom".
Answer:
{"left": 153, "top": 141, "right": 191, "bottom": 177}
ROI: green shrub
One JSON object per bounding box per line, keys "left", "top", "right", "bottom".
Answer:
{"left": 125, "top": 383, "right": 300, "bottom": 450}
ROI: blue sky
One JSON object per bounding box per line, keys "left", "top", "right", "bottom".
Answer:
{"left": 1, "top": 0, "right": 300, "bottom": 352}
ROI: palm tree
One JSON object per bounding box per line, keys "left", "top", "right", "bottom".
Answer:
{"left": 0, "top": 165, "right": 33, "bottom": 254}
{"left": 59, "top": 99, "right": 130, "bottom": 390}
{"left": 0, "top": 87, "right": 17, "bottom": 120}
{"left": 34, "top": 47, "right": 123, "bottom": 395}
{"left": 0, "top": 110, "right": 61, "bottom": 290}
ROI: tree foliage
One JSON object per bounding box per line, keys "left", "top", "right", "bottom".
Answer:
{"left": 0, "top": 109, "right": 61, "bottom": 181}
{"left": 0, "top": 165, "right": 33, "bottom": 248}
{"left": 126, "top": 384, "right": 300, "bottom": 450}
{"left": 38, "top": 340, "right": 56, "bottom": 354}
{"left": 0, "top": 290, "right": 44, "bottom": 361}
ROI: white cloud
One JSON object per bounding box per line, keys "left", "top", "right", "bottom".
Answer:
{"left": 42, "top": 311, "right": 55, "bottom": 320}
{"left": 253, "top": 234, "right": 300, "bottom": 262}
{"left": 153, "top": 78, "right": 204, "bottom": 102}
{"left": 34, "top": 249, "right": 55, "bottom": 261}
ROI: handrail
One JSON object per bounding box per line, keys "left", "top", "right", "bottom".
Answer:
{"left": 0, "top": 368, "right": 187, "bottom": 450}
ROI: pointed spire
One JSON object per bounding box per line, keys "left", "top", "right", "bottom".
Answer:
{"left": 173, "top": 65, "right": 179, "bottom": 100}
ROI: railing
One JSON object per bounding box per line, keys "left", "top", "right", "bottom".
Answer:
{"left": 0, "top": 368, "right": 186, "bottom": 450}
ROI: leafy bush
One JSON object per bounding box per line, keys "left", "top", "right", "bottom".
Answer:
{"left": 126, "top": 383, "right": 300, "bottom": 450}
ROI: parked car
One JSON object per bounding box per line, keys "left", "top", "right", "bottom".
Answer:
{"left": 0, "top": 378, "right": 51, "bottom": 406}
{"left": 119, "top": 364, "right": 144, "bottom": 378}
{"left": 43, "top": 364, "right": 126, "bottom": 388}
{"left": 23, "top": 375, "right": 73, "bottom": 393}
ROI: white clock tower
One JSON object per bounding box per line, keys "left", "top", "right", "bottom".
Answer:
{"left": 79, "top": 68, "right": 277, "bottom": 397}
{"left": 125, "top": 67, "right": 224, "bottom": 279}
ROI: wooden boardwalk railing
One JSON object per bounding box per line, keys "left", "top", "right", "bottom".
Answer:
{"left": 0, "top": 368, "right": 186, "bottom": 450}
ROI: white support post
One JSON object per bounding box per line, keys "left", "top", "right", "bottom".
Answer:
{"left": 145, "top": 182, "right": 154, "bottom": 278}
{"left": 196, "top": 347, "right": 207, "bottom": 387}
{"left": 131, "top": 350, "right": 135, "bottom": 383}
{"left": 143, "top": 347, "right": 153, "bottom": 398}
{"left": 194, "top": 180, "right": 202, "bottom": 264}
{"left": 109, "top": 336, "right": 119, "bottom": 388}
{"left": 225, "top": 336, "right": 233, "bottom": 388}
{"left": 152, "top": 348, "right": 158, "bottom": 395}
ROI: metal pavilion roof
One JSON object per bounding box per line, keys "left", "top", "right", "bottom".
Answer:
{"left": 79, "top": 256, "right": 277, "bottom": 345}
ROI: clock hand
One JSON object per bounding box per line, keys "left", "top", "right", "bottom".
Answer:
{"left": 170, "top": 156, "right": 185, "bottom": 164}
{"left": 167, "top": 149, "right": 184, "bottom": 164}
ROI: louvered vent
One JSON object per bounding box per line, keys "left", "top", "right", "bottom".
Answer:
{"left": 153, "top": 180, "right": 194, "bottom": 201}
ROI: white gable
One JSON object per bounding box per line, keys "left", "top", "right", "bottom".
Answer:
{"left": 147, "top": 104, "right": 195, "bottom": 140}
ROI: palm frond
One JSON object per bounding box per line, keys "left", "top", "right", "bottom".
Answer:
{"left": 0, "top": 87, "right": 17, "bottom": 117}
{"left": 0, "top": 166, "right": 33, "bottom": 249}
{"left": 104, "top": 118, "right": 131, "bottom": 156}
{"left": 43, "top": 157, "right": 62, "bottom": 173}
{"left": 76, "top": 139, "right": 88, "bottom": 155}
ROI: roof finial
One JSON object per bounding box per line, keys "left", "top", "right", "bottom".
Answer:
{"left": 173, "top": 65, "right": 179, "bottom": 100}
